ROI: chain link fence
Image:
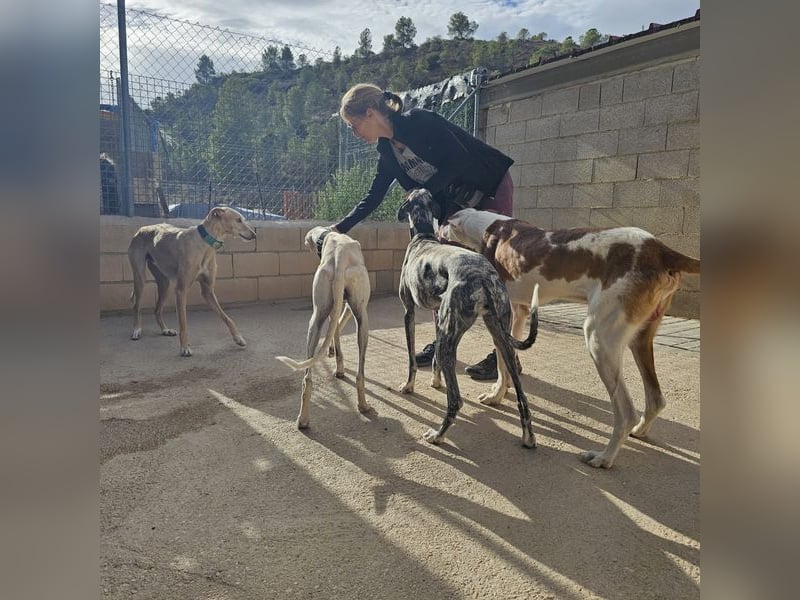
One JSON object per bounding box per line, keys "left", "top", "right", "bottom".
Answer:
{"left": 99, "top": 2, "right": 485, "bottom": 220}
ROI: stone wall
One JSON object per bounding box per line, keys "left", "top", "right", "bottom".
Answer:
{"left": 481, "top": 21, "right": 700, "bottom": 317}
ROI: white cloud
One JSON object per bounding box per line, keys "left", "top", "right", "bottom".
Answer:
{"left": 128, "top": 0, "right": 699, "bottom": 55}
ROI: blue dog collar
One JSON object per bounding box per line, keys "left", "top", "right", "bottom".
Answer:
{"left": 197, "top": 224, "right": 223, "bottom": 250}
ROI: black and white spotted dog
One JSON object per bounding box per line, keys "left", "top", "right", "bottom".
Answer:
{"left": 397, "top": 189, "right": 540, "bottom": 448}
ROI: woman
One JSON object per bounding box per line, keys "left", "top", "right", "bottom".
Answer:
{"left": 332, "top": 83, "right": 518, "bottom": 380}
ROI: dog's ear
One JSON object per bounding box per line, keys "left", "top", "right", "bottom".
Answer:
{"left": 211, "top": 208, "right": 223, "bottom": 219}
{"left": 397, "top": 199, "right": 411, "bottom": 222}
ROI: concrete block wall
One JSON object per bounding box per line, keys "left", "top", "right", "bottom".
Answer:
{"left": 100, "top": 215, "right": 411, "bottom": 313}
{"left": 482, "top": 22, "right": 700, "bottom": 317}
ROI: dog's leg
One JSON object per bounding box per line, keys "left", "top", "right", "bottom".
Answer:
{"left": 298, "top": 301, "right": 331, "bottom": 429}
{"left": 580, "top": 313, "right": 639, "bottom": 468}
{"left": 494, "top": 337, "right": 536, "bottom": 448}
{"left": 198, "top": 272, "right": 246, "bottom": 347}
{"left": 148, "top": 262, "right": 176, "bottom": 336}
{"left": 129, "top": 252, "right": 145, "bottom": 340}
{"left": 175, "top": 280, "right": 192, "bottom": 357}
{"left": 629, "top": 315, "right": 667, "bottom": 438}
{"left": 423, "top": 328, "right": 464, "bottom": 445}
{"left": 478, "top": 346, "right": 510, "bottom": 406}
{"left": 332, "top": 307, "right": 352, "bottom": 376}
{"left": 399, "top": 287, "right": 418, "bottom": 394}
{"left": 350, "top": 301, "right": 371, "bottom": 414}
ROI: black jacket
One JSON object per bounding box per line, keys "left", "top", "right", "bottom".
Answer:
{"left": 334, "top": 108, "right": 514, "bottom": 233}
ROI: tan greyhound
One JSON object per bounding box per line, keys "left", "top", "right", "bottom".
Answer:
{"left": 127, "top": 206, "right": 256, "bottom": 357}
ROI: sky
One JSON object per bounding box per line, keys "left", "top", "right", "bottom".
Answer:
{"left": 128, "top": 0, "right": 700, "bottom": 56}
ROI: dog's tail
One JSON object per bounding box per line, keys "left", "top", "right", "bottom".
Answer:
{"left": 503, "top": 283, "right": 539, "bottom": 350}
{"left": 276, "top": 248, "right": 348, "bottom": 371}
{"left": 657, "top": 242, "right": 700, "bottom": 275}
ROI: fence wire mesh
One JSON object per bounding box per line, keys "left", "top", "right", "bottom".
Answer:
{"left": 99, "top": 2, "right": 483, "bottom": 220}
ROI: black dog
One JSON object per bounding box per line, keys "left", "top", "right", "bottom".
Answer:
{"left": 396, "top": 189, "right": 540, "bottom": 447}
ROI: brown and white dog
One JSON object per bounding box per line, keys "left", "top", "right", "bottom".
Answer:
{"left": 441, "top": 208, "right": 700, "bottom": 468}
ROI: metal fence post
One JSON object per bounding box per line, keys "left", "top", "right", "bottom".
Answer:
{"left": 117, "top": 0, "right": 135, "bottom": 216}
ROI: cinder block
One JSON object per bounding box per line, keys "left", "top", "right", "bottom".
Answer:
{"left": 537, "top": 185, "right": 573, "bottom": 208}
{"left": 100, "top": 224, "right": 140, "bottom": 253}
{"left": 553, "top": 208, "right": 591, "bottom": 228}
{"left": 658, "top": 233, "right": 701, "bottom": 258}
{"left": 622, "top": 66, "right": 673, "bottom": 102}
{"left": 393, "top": 250, "right": 406, "bottom": 270}
{"left": 495, "top": 122, "right": 526, "bottom": 145}
{"left": 684, "top": 206, "right": 700, "bottom": 234}
{"left": 560, "top": 109, "right": 599, "bottom": 136}
{"left": 224, "top": 235, "right": 257, "bottom": 253}
{"left": 256, "top": 224, "right": 303, "bottom": 252}
{"left": 514, "top": 208, "right": 553, "bottom": 228}
{"left": 279, "top": 251, "right": 319, "bottom": 276}
{"left": 510, "top": 140, "right": 543, "bottom": 165}
{"left": 213, "top": 278, "right": 258, "bottom": 304}
{"left": 672, "top": 59, "right": 700, "bottom": 92}
{"left": 644, "top": 91, "right": 699, "bottom": 125}
{"left": 593, "top": 155, "right": 637, "bottom": 183}
{"left": 576, "top": 131, "right": 618, "bottom": 159}
{"left": 591, "top": 207, "right": 683, "bottom": 235}
{"left": 618, "top": 126, "right": 667, "bottom": 155}
{"left": 539, "top": 137, "right": 577, "bottom": 162}
{"left": 101, "top": 282, "right": 136, "bottom": 311}
{"left": 258, "top": 275, "right": 304, "bottom": 301}
{"left": 215, "top": 254, "right": 234, "bottom": 279}
{"left": 554, "top": 160, "right": 593, "bottom": 184}
{"left": 667, "top": 121, "right": 699, "bottom": 150}
{"left": 579, "top": 83, "right": 601, "bottom": 110}
{"left": 513, "top": 185, "right": 537, "bottom": 210}
{"left": 484, "top": 126, "right": 497, "bottom": 147}
{"left": 613, "top": 180, "right": 661, "bottom": 207}
{"left": 510, "top": 96, "right": 542, "bottom": 122}
{"left": 364, "top": 250, "right": 394, "bottom": 271}
{"left": 520, "top": 163, "right": 554, "bottom": 187}
{"left": 688, "top": 149, "right": 700, "bottom": 177}
{"left": 100, "top": 254, "right": 124, "bottom": 282}
{"left": 542, "top": 87, "right": 580, "bottom": 115}
{"left": 600, "top": 77, "right": 624, "bottom": 106}
{"left": 660, "top": 179, "right": 700, "bottom": 207}
{"left": 573, "top": 184, "right": 613, "bottom": 208}
{"left": 487, "top": 103, "right": 510, "bottom": 126}
{"left": 599, "top": 101, "right": 645, "bottom": 130}
{"left": 375, "top": 225, "right": 410, "bottom": 250}
{"left": 637, "top": 150, "right": 690, "bottom": 180}
{"left": 233, "top": 252, "right": 279, "bottom": 277}
{"left": 525, "top": 115, "right": 560, "bottom": 141}
{"left": 345, "top": 225, "right": 377, "bottom": 250}
{"left": 375, "top": 270, "right": 397, "bottom": 294}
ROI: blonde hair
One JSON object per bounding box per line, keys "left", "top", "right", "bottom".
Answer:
{"left": 339, "top": 83, "right": 403, "bottom": 122}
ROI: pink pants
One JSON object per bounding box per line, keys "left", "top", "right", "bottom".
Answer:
{"left": 478, "top": 170, "right": 514, "bottom": 217}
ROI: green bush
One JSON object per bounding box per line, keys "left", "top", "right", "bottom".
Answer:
{"left": 315, "top": 163, "right": 405, "bottom": 222}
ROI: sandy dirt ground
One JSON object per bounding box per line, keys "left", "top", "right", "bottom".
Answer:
{"left": 101, "top": 294, "right": 700, "bottom": 599}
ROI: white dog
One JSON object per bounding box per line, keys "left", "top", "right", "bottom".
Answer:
{"left": 276, "top": 226, "right": 371, "bottom": 429}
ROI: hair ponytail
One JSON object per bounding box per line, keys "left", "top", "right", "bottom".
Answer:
{"left": 340, "top": 83, "right": 403, "bottom": 121}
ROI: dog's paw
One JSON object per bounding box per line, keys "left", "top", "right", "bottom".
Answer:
{"left": 630, "top": 417, "right": 652, "bottom": 439}
{"left": 357, "top": 402, "right": 372, "bottom": 414}
{"left": 399, "top": 382, "right": 415, "bottom": 394}
{"left": 180, "top": 346, "right": 193, "bottom": 357}
{"left": 327, "top": 346, "right": 335, "bottom": 358}
{"left": 296, "top": 418, "right": 309, "bottom": 430}
{"left": 130, "top": 328, "right": 141, "bottom": 340}
{"left": 579, "top": 450, "right": 613, "bottom": 469}
{"left": 478, "top": 389, "right": 504, "bottom": 406}
{"left": 234, "top": 335, "right": 247, "bottom": 347}
{"left": 334, "top": 371, "right": 346, "bottom": 379}
{"left": 161, "top": 328, "right": 177, "bottom": 336}
{"left": 430, "top": 375, "right": 443, "bottom": 389}
{"left": 522, "top": 424, "right": 536, "bottom": 449}
{"left": 422, "top": 428, "right": 443, "bottom": 444}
